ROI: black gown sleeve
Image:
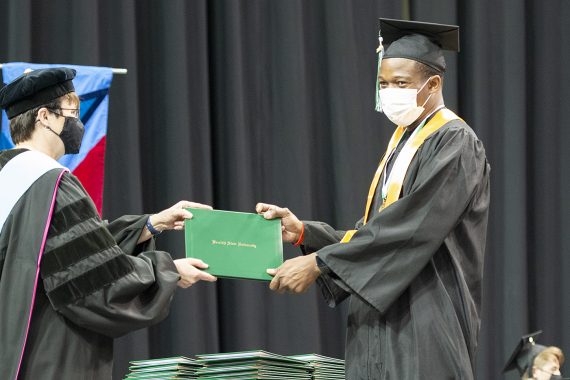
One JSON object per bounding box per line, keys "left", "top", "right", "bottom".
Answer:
{"left": 105, "top": 214, "right": 153, "bottom": 255}
{"left": 40, "top": 173, "right": 180, "bottom": 338}
{"left": 317, "top": 126, "right": 489, "bottom": 313}
{"left": 301, "top": 216, "right": 364, "bottom": 254}
{"left": 301, "top": 221, "right": 346, "bottom": 253}
{"left": 314, "top": 256, "right": 352, "bottom": 307}
{"left": 300, "top": 220, "right": 362, "bottom": 307}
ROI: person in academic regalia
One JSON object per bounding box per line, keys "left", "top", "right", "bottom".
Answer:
{"left": 257, "top": 19, "right": 491, "bottom": 379}
{"left": 504, "top": 331, "right": 566, "bottom": 380}
{"left": 0, "top": 67, "right": 217, "bottom": 379}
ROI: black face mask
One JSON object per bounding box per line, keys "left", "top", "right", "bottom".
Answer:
{"left": 46, "top": 116, "right": 85, "bottom": 154}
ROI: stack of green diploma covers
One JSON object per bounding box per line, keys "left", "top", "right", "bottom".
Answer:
{"left": 184, "top": 209, "right": 283, "bottom": 281}
{"left": 289, "top": 354, "right": 346, "bottom": 379}
{"left": 195, "top": 350, "right": 312, "bottom": 379}
{"left": 124, "top": 352, "right": 345, "bottom": 379}
{"left": 123, "top": 356, "right": 202, "bottom": 379}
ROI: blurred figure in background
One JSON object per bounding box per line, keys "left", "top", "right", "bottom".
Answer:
{"left": 504, "top": 331, "right": 566, "bottom": 380}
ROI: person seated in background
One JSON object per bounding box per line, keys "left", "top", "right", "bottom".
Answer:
{"left": 504, "top": 331, "right": 566, "bottom": 380}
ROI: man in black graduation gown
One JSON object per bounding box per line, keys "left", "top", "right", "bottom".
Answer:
{"left": 257, "top": 19, "right": 490, "bottom": 379}
{"left": 0, "top": 68, "right": 216, "bottom": 379}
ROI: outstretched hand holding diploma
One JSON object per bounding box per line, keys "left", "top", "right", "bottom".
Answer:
{"left": 174, "top": 257, "right": 217, "bottom": 288}
{"left": 256, "top": 203, "right": 320, "bottom": 294}
{"left": 140, "top": 200, "right": 218, "bottom": 288}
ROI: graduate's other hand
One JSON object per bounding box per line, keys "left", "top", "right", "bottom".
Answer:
{"left": 174, "top": 258, "right": 217, "bottom": 288}
{"left": 255, "top": 202, "right": 303, "bottom": 243}
{"left": 152, "top": 200, "right": 213, "bottom": 232}
{"left": 267, "top": 253, "right": 320, "bottom": 294}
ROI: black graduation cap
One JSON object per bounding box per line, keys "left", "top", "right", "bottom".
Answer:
{"left": 503, "top": 331, "right": 547, "bottom": 376}
{"left": 379, "top": 18, "right": 460, "bottom": 73}
{"left": 0, "top": 67, "right": 76, "bottom": 119}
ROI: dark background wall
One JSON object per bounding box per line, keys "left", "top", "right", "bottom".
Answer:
{"left": 1, "top": 1, "right": 568, "bottom": 379}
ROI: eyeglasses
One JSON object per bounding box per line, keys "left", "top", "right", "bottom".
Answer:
{"left": 59, "top": 107, "right": 80, "bottom": 118}
{"left": 48, "top": 107, "right": 80, "bottom": 118}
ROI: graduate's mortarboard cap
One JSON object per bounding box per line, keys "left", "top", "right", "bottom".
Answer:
{"left": 374, "top": 19, "right": 459, "bottom": 112}
{"left": 0, "top": 67, "right": 76, "bottom": 119}
{"left": 503, "top": 331, "right": 547, "bottom": 376}
{"left": 379, "top": 18, "right": 459, "bottom": 73}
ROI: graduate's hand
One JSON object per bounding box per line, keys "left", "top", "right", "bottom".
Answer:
{"left": 174, "top": 258, "right": 217, "bottom": 288}
{"left": 151, "top": 200, "right": 213, "bottom": 232}
{"left": 255, "top": 202, "right": 303, "bottom": 243}
{"left": 266, "top": 253, "right": 320, "bottom": 294}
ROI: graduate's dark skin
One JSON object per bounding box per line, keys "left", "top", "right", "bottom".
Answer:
{"left": 379, "top": 58, "right": 445, "bottom": 131}
{"left": 258, "top": 58, "right": 447, "bottom": 294}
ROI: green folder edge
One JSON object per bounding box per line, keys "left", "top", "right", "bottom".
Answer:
{"left": 184, "top": 208, "right": 283, "bottom": 281}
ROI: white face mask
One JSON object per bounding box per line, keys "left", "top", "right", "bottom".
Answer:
{"left": 379, "top": 78, "right": 433, "bottom": 127}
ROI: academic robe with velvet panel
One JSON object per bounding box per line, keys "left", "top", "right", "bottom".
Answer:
{"left": 302, "top": 118, "right": 490, "bottom": 380}
{"left": 0, "top": 149, "right": 180, "bottom": 379}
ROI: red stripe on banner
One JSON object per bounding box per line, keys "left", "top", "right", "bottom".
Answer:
{"left": 72, "top": 136, "right": 106, "bottom": 215}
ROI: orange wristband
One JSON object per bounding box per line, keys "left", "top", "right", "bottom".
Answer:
{"left": 293, "top": 223, "right": 305, "bottom": 246}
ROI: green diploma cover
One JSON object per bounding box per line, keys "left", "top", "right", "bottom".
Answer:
{"left": 184, "top": 208, "right": 283, "bottom": 281}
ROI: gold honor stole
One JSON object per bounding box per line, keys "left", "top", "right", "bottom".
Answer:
{"left": 340, "top": 108, "right": 461, "bottom": 243}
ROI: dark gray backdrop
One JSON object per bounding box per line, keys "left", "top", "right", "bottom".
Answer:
{"left": 0, "top": 1, "right": 568, "bottom": 379}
